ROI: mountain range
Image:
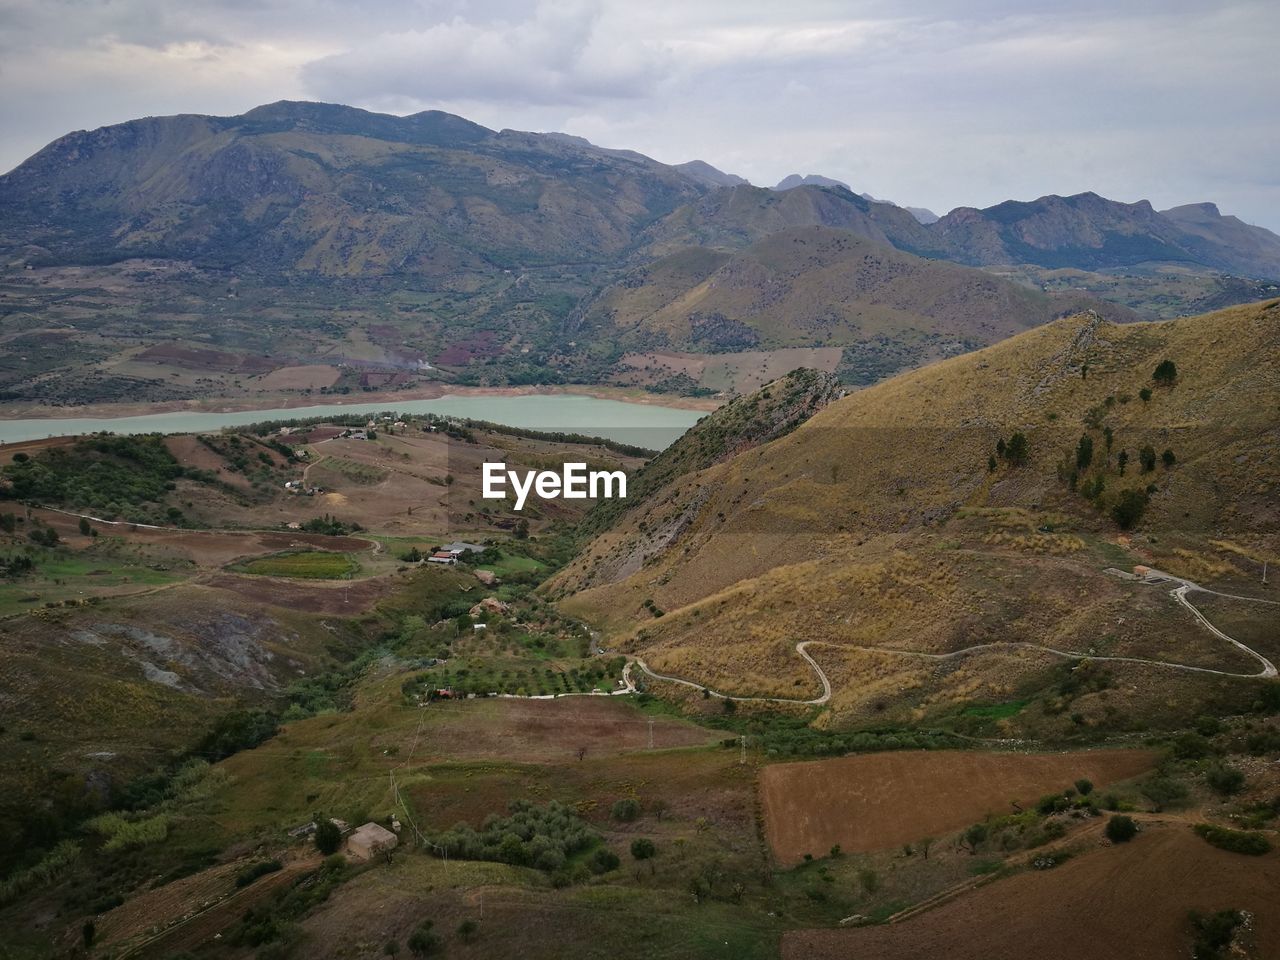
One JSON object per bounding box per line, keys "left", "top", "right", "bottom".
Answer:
{"left": 5, "top": 101, "right": 1278, "bottom": 281}
{"left": 1, "top": 100, "right": 1279, "bottom": 406}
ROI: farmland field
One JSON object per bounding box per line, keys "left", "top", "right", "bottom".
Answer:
{"left": 232, "top": 550, "right": 360, "bottom": 579}
{"left": 760, "top": 749, "right": 1157, "bottom": 864}
{"left": 783, "top": 822, "right": 1280, "bottom": 960}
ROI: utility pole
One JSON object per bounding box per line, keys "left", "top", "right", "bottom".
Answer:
{"left": 739, "top": 735, "right": 747, "bottom": 766}
{"left": 1263, "top": 561, "right": 1269, "bottom": 586}
{"left": 647, "top": 718, "right": 655, "bottom": 750}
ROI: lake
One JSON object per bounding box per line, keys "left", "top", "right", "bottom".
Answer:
{"left": 0, "top": 394, "right": 705, "bottom": 450}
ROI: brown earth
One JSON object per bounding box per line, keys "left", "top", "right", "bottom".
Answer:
{"left": 32, "top": 508, "right": 372, "bottom": 567}
{"left": 783, "top": 821, "right": 1280, "bottom": 960}
{"left": 401, "top": 696, "right": 721, "bottom": 763}
{"left": 760, "top": 749, "right": 1157, "bottom": 864}
{"left": 253, "top": 364, "right": 341, "bottom": 390}
{"left": 201, "top": 571, "right": 401, "bottom": 613}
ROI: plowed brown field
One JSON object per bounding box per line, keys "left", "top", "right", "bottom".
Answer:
{"left": 783, "top": 822, "right": 1280, "bottom": 960}
{"left": 761, "top": 749, "right": 1156, "bottom": 863}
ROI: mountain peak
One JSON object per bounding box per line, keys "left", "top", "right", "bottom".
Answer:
{"left": 775, "top": 173, "right": 852, "bottom": 192}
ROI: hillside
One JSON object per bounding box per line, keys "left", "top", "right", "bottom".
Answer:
{"left": 552, "top": 299, "right": 1280, "bottom": 728}
{"left": 2, "top": 103, "right": 1279, "bottom": 411}
{"left": 0, "top": 101, "right": 699, "bottom": 275}
{"left": 931, "top": 192, "right": 1280, "bottom": 278}
{"left": 638, "top": 183, "right": 933, "bottom": 259}
{"left": 577, "top": 225, "right": 1137, "bottom": 389}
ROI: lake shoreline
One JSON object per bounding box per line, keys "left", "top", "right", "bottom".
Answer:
{"left": 0, "top": 381, "right": 722, "bottom": 421}
{"left": 0, "top": 392, "right": 706, "bottom": 449}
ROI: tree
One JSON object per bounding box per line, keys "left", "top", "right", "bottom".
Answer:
{"left": 1102, "top": 426, "right": 1114, "bottom": 452}
{"left": 1105, "top": 815, "right": 1138, "bottom": 843}
{"left": 78, "top": 517, "right": 92, "bottom": 536}
{"left": 1161, "top": 448, "right": 1176, "bottom": 467}
{"left": 1111, "top": 489, "right": 1149, "bottom": 530}
{"left": 631, "top": 838, "right": 656, "bottom": 860}
{"left": 1003, "top": 432, "right": 1029, "bottom": 466}
{"left": 611, "top": 797, "right": 641, "bottom": 822}
{"left": 82, "top": 921, "right": 95, "bottom": 948}
{"left": 1075, "top": 434, "right": 1094, "bottom": 471}
{"left": 314, "top": 819, "right": 342, "bottom": 855}
{"left": 1116, "top": 450, "right": 1129, "bottom": 474}
{"left": 962, "top": 823, "right": 988, "bottom": 854}
{"left": 1139, "top": 387, "right": 1153, "bottom": 403}
{"left": 1139, "top": 445, "right": 1157, "bottom": 472}
{"left": 514, "top": 518, "right": 529, "bottom": 540}
{"left": 457, "top": 919, "right": 479, "bottom": 943}
{"left": 1075, "top": 778, "right": 1094, "bottom": 796}
{"left": 1152, "top": 359, "right": 1178, "bottom": 385}
{"left": 920, "top": 836, "right": 935, "bottom": 860}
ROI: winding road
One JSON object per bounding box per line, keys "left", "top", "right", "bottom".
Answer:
{"left": 630, "top": 567, "right": 1277, "bottom": 705}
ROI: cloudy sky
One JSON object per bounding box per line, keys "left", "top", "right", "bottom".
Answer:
{"left": 2, "top": 0, "right": 1278, "bottom": 228}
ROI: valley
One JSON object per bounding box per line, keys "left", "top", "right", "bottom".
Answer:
{"left": 1, "top": 92, "right": 1279, "bottom": 960}
{"left": 0, "top": 298, "right": 1276, "bottom": 960}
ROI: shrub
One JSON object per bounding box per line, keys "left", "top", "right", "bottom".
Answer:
{"left": 589, "top": 848, "right": 620, "bottom": 874}
{"left": 1036, "top": 793, "right": 1072, "bottom": 815}
{"left": 1192, "top": 823, "right": 1271, "bottom": 855}
{"left": 630, "top": 838, "right": 656, "bottom": 860}
{"left": 1172, "top": 732, "right": 1215, "bottom": 760}
{"left": 1190, "top": 909, "right": 1243, "bottom": 960}
{"left": 1205, "top": 764, "right": 1246, "bottom": 796}
{"left": 235, "top": 859, "right": 283, "bottom": 888}
{"left": 1074, "top": 778, "right": 1094, "bottom": 796}
{"left": 1105, "top": 815, "right": 1138, "bottom": 843}
{"left": 457, "top": 919, "right": 478, "bottom": 943}
{"left": 407, "top": 920, "right": 440, "bottom": 956}
{"left": 611, "top": 797, "right": 641, "bottom": 822}
{"left": 1141, "top": 776, "right": 1189, "bottom": 811}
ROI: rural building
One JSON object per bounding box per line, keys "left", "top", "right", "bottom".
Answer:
{"left": 346, "top": 822, "right": 398, "bottom": 860}
{"left": 427, "top": 552, "right": 456, "bottom": 565}
{"left": 444, "top": 541, "right": 486, "bottom": 557}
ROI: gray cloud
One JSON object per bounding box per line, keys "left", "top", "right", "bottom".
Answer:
{"left": 1, "top": 0, "right": 1277, "bottom": 230}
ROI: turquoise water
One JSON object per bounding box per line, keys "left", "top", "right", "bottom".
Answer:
{"left": 0, "top": 394, "right": 705, "bottom": 449}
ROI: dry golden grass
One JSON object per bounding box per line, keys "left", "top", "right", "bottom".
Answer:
{"left": 557, "top": 300, "right": 1280, "bottom": 721}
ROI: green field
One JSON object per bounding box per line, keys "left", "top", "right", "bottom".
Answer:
{"left": 232, "top": 550, "right": 359, "bottom": 579}
{"left": 477, "top": 552, "right": 547, "bottom": 575}
{"left": 0, "top": 550, "right": 185, "bottom": 617}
